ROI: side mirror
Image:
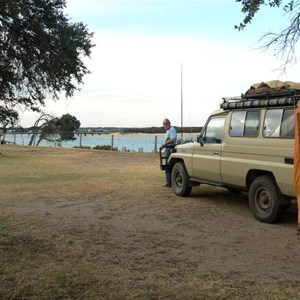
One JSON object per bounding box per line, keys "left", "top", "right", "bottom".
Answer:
{"left": 197, "top": 135, "right": 204, "bottom": 146}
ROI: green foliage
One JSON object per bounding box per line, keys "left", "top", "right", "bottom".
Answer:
{"left": 74, "top": 146, "right": 91, "bottom": 149}
{"left": 0, "top": 0, "right": 94, "bottom": 121}
{"left": 235, "top": 0, "right": 283, "bottom": 30}
{"left": 93, "top": 145, "right": 117, "bottom": 151}
{"left": 235, "top": 0, "right": 300, "bottom": 67}
{"left": 58, "top": 114, "right": 81, "bottom": 141}
{"left": 39, "top": 114, "right": 81, "bottom": 144}
{"left": 0, "top": 106, "right": 19, "bottom": 128}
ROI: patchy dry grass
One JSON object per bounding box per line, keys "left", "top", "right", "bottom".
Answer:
{"left": 1, "top": 144, "right": 300, "bottom": 299}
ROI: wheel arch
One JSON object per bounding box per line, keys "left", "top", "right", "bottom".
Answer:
{"left": 169, "top": 157, "right": 185, "bottom": 167}
{"left": 246, "top": 170, "right": 277, "bottom": 191}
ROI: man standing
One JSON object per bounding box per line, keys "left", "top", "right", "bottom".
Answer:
{"left": 160, "top": 118, "right": 177, "bottom": 187}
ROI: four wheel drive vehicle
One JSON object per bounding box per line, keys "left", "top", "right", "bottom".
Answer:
{"left": 167, "top": 82, "right": 300, "bottom": 223}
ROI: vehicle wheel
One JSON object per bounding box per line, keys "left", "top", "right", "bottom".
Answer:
{"left": 171, "top": 162, "right": 192, "bottom": 197}
{"left": 248, "top": 175, "right": 286, "bottom": 223}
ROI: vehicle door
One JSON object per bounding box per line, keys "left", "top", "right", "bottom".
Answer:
{"left": 192, "top": 116, "right": 226, "bottom": 183}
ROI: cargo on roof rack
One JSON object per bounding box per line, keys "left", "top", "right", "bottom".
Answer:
{"left": 220, "top": 80, "right": 300, "bottom": 110}
{"left": 243, "top": 80, "right": 300, "bottom": 98}
{"left": 243, "top": 88, "right": 298, "bottom": 99}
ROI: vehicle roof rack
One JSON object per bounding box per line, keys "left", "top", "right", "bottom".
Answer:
{"left": 220, "top": 80, "right": 300, "bottom": 110}
{"left": 220, "top": 85, "right": 300, "bottom": 110}
{"left": 220, "top": 94, "right": 300, "bottom": 110}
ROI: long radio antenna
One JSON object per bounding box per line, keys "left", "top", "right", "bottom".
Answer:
{"left": 181, "top": 62, "right": 183, "bottom": 140}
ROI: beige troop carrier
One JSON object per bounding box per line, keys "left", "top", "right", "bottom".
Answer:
{"left": 168, "top": 81, "right": 300, "bottom": 223}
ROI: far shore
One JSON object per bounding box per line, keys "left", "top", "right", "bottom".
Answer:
{"left": 82, "top": 132, "right": 200, "bottom": 139}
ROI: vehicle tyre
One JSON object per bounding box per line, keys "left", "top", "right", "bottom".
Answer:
{"left": 171, "top": 162, "right": 192, "bottom": 197}
{"left": 248, "top": 175, "right": 286, "bottom": 223}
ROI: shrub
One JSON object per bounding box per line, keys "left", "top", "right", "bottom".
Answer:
{"left": 73, "top": 146, "right": 91, "bottom": 149}
{"left": 93, "top": 145, "right": 117, "bottom": 151}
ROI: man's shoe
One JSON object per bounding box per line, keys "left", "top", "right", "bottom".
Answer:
{"left": 162, "top": 183, "right": 171, "bottom": 188}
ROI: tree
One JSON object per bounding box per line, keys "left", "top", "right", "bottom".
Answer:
{"left": 37, "top": 113, "right": 80, "bottom": 146}
{"left": 28, "top": 113, "right": 55, "bottom": 146}
{"left": 0, "top": 106, "right": 19, "bottom": 128}
{"left": 235, "top": 0, "right": 300, "bottom": 68}
{"left": 0, "top": 0, "right": 94, "bottom": 121}
{"left": 36, "top": 117, "right": 60, "bottom": 146}
{"left": 0, "top": 106, "right": 19, "bottom": 141}
{"left": 58, "top": 113, "right": 81, "bottom": 141}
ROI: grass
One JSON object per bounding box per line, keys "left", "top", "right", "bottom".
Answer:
{"left": 0, "top": 144, "right": 300, "bottom": 299}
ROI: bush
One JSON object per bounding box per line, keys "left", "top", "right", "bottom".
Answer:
{"left": 93, "top": 145, "right": 117, "bottom": 151}
{"left": 73, "top": 146, "right": 91, "bottom": 149}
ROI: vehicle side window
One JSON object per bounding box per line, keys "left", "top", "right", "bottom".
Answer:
{"left": 244, "top": 111, "right": 260, "bottom": 137}
{"left": 230, "top": 111, "right": 245, "bottom": 137}
{"left": 230, "top": 111, "right": 260, "bottom": 137}
{"left": 263, "top": 109, "right": 294, "bottom": 138}
{"left": 203, "top": 117, "right": 225, "bottom": 144}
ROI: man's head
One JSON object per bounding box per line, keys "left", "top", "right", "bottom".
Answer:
{"left": 163, "top": 118, "right": 171, "bottom": 130}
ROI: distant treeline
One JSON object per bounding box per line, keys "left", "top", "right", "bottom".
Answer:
{"left": 122, "top": 126, "right": 203, "bottom": 134}
{"left": 2, "top": 126, "right": 203, "bottom": 134}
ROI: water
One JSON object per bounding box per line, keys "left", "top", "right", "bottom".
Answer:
{"left": 3, "top": 133, "right": 198, "bottom": 152}
{"left": 3, "top": 133, "right": 170, "bottom": 153}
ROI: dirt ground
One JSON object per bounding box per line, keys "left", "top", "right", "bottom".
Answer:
{"left": 73, "top": 185, "right": 300, "bottom": 283}
{"left": 1, "top": 146, "right": 300, "bottom": 298}
{"left": 10, "top": 161, "right": 300, "bottom": 282}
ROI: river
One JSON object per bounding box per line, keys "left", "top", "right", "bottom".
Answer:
{"left": 3, "top": 133, "right": 197, "bottom": 153}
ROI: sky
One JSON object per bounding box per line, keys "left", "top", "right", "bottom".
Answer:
{"left": 20, "top": 0, "right": 300, "bottom": 128}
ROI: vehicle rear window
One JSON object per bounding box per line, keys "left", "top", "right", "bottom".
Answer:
{"left": 281, "top": 109, "right": 294, "bottom": 138}
{"left": 264, "top": 109, "right": 294, "bottom": 138}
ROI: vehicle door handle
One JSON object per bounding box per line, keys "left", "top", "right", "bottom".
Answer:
{"left": 213, "top": 152, "right": 219, "bottom": 156}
